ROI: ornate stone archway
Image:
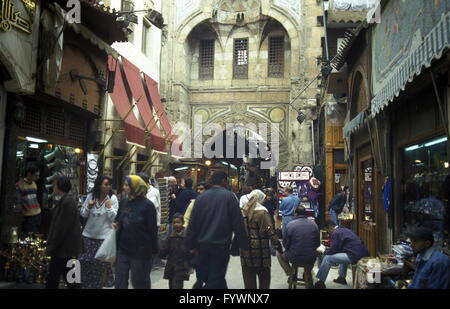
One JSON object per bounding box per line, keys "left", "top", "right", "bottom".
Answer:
{"left": 192, "top": 109, "right": 289, "bottom": 169}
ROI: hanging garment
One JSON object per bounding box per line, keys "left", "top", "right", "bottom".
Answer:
{"left": 383, "top": 178, "right": 391, "bottom": 213}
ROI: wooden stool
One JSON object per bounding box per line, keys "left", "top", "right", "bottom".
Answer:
{"left": 288, "top": 264, "right": 313, "bottom": 289}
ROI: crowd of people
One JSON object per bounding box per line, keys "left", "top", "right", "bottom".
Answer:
{"left": 13, "top": 165, "right": 450, "bottom": 289}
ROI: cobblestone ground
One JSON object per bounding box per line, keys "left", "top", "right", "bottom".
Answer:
{"left": 150, "top": 256, "right": 353, "bottom": 290}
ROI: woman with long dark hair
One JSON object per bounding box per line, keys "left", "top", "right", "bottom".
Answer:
{"left": 79, "top": 176, "right": 118, "bottom": 288}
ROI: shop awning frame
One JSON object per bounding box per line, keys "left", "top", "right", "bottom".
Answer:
{"left": 107, "top": 56, "right": 146, "bottom": 148}
{"left": 371, "top": 11, "right": 450, "bottom": 116}
{"left": 121, "top": 57, "right": 167, "bottom": 154}
{"left": 343, "top": 109, "right": 368, "bottom": 138}
{"left": 143, "top": 75, "right": 183, "bottom": 158}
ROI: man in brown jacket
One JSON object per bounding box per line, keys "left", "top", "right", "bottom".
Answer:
{"left": 45, "top": 176, "right": 82, "bottom": 289}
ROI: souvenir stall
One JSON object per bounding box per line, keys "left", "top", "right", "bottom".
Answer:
{"left": 157, "top": 178, "right": 170, "bottom": 236}
{"left": 277, "top": 167, "right": 323, "bottom": 220}
{"left": 0, "top": 136, "right": 86, "bottom": 284}
{"left": 353, "top": 240, "right": 415, "bottom": 289}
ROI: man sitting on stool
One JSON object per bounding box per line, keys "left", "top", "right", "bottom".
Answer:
{"left": 314, "top": 220, "right": 369, "bottom": 289}
{"left": 277, "top": 206, "right": 320, "bottom": 288}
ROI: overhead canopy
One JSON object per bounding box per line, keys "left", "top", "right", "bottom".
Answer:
{"left": 371, "top": 2, "right": 450, "bottom": 116}
{"left": 108, "top": 56, "right": 145, "bottom": 147}
{"left": 343, "top": 110, "right": 367, "bottom": 138}
{"left": 144, "top": 75, "right": 183, "bottom": 157}
{"left": 121, "top": 57, "right": 167, "bottom": 153}
{"left": 53, "top": 3, "right": 119, "bottom": 58}
{"left": 51, "top": 0, "right": 127, "bottom": 44}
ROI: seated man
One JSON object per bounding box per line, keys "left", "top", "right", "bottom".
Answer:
{"left": 315, "top": 220, "right": 369, "bottom": 289}
{"left": 277, "top": 206, "right": 320, "bottom": 288}
{"left": 406, "top": 227, "right": 450, "bottom": 289}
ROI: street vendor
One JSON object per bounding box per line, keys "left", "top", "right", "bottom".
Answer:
{"left": 403, "top": 227, "right": 450, "bottom": 289}
{"left": 314, "top": 220, "right": 369, "bottom": 289}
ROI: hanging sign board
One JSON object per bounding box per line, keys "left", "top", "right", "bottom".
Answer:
{"left": 278, "top": 171, "right": 311, "bottom": 181}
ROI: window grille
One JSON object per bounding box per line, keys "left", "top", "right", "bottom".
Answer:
{"left": 18, "top": 103, "right": 41, "bottom": 132}
{"left": 199, "top": 40, "right": 215, "bottom": 80}
{"left": 121, "top": 0, "right": 134, "bottom": 12}
{"left": 268, "top": 36, "right": 284, "bottom": 78}
{"left": 46, "top": 106, "right": 65, "bottom": 138}
{"left": 233, "top": 38, "right": 248, "bottom": 79}
{"left": 69, "top": 117, "right": 86, "bottom": 145}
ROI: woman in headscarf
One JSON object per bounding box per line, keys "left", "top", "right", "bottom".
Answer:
{"left": 240, "top": 189, "right": 281, "bottom": 289}
{"left": 113, "top": 175, "right": 159, "bottom": 289}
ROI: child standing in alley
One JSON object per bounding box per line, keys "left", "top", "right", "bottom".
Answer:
{"left": 159, "top": 213, "right": 195, "bottom": 289}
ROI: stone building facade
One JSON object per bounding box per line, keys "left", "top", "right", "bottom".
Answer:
{"left": 160, "top": 0, "right": 325, "bottom": 170}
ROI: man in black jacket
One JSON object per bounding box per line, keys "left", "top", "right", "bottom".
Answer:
{"left": 46, "top": 176, "right": 82, "bottom": 289}
{"left": 175, "top": 178, "right": 198, "bottom": 215}
{"left": 186, "top": 171, "right": 248, "bottom": 289}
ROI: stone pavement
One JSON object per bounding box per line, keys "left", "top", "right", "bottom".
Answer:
{"left": 150, "top": 255, "right": 353, "bottom": 289}
{"left": 0, "top": 256, "right": 353, "bottom": 289}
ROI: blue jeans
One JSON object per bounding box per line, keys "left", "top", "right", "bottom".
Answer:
{"left": 311, "top": 202, "right": 319, "bottom": 218}
{"left": 196, "top": 244, "right": 230, "bottom": 289}
{"left": 282, "top": 215, "right": 294, "bottom": 238}
{"left": 316, "top": 253, "right": 352, "bottom": 283}
{"left": 330, "top": 209, "right": 339, "bottom": 225}
{"left": 115, "top": 252, "right": 153, "bottom": 289}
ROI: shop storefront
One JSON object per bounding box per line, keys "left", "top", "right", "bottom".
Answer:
{"left": 391, "top": 83, "right": 449, "bottom": 247}
{"left": 401, "top": 136, "right": 448, "bottom": 248}
{"left": 13, "top": 99, "right": 89, "bottom": 234}
{"left": 370, "top": 0, "right": 450, "bottom": 253}
{"left": 0, "top": 1, "right": 126, "bottom": 284}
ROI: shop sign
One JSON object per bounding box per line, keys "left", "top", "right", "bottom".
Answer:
{"left": 278, "top": 171, "right": 310, "bottom": 181}
{"left": 0, "top": 0, "right": 40, "bottom": 94}
{"left": 364, "top": 167, "right": 372, "bottom": 182}
{"left": 86, "top": 153, "right": 98, "bottom": 193}
{"left": 0, "top": 0, "right": 36, "bottom": 34}
{"left": 335, "top": 173, "right": 341, "bottom": 183}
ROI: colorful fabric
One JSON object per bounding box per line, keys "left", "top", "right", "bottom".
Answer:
{"left": 16, "top": 180, "right": 41, "bottom": 217}
{"left": 125, "top": 175, "right": 148, "bottom": 201}
{"left": 383, "top": 179, "right": 391, "bottom": 213}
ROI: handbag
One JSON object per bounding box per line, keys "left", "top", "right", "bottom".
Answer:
{"left": 95, "top": 229, "right": 117, "bottom": 263}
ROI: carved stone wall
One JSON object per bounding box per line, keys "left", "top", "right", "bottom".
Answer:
{"left": 161, "top": 0, "right": 325, "bottom": 170}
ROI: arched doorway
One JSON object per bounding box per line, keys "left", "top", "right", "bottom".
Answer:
{"left": 203, "top": 124, "right": 273, "bottom": 192}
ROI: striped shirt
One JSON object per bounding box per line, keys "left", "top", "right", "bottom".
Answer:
{"left": 16, "top": 179, "right": 41, "bottom": 217}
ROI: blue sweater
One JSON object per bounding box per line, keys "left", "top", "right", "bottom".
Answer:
{"left": 409, "top": 247, "right": 450, "bottom": 289}
{"left": 325, "top": 227, "right": 369, "bottom": 264}
{"left": 279, "top": 195, "right": 300, "bottom": 217}
{"left": 116, "top": 197, "right": 159, "bottom": 259}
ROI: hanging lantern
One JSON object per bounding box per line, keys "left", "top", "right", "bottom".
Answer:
{"left": 13, "top": 97, "right": 26, "bottom": 123}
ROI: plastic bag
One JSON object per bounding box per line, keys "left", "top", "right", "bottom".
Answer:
{"left": 95, "top": 229, "right": 117, "bottom": 263}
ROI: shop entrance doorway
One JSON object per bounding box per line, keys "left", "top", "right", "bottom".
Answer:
{"left": 357, "top": 153, "right": 377, "bottom": 256}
